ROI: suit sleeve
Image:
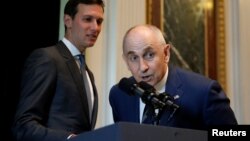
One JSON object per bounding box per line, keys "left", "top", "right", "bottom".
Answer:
{"left": 109, "top": 85, "right": 119, "bottom": 122}
{"left": 12, "top": 49, "right": 69, "bottom": 141}
{"left": 203, "top": 80, "right": 238, "bottom": 125}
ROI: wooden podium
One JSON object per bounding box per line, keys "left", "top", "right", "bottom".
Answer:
{"left": 69, "top": 122, "right": 207, "bottom": 141}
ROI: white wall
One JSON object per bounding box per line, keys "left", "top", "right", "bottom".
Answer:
{"left": 226, "top": 0, "right": 250, "bottom": 124}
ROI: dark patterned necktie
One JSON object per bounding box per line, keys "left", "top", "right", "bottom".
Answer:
{"left": 142, "top": 104, "right": 158, "bottom": 125}
{"left": 78, "top": 54, "right": 92, "bottom": 120}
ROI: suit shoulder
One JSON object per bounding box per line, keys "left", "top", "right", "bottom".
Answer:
{"left": 175, "top": 67, "right": 213, "bottom": 83}
{"left": 29, "top": 45, "right": 58, "bottom": 58}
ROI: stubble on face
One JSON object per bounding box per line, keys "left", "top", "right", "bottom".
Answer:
{"left": 68, "top": 4, "right": 104, "bottom": 52}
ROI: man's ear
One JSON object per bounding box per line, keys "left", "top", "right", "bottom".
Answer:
{"left": 122, "top": 54, "right": 130, "bottom": 71}
{"left": 64, "top": 15, "right": 72, "bottom": 29}
{"left": 164, "top": 44, "right": 171, "bottom": 63}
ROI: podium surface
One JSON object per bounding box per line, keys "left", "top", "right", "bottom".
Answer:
{"left": 70, "top": 122, "right": 207, "bottom": 141}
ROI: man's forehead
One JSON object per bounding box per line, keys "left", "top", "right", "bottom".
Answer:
{"left": 125, "top": 45, "right": 154, "bottom": 56}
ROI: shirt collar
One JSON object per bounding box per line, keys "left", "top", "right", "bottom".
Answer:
{"left": 154, "top": 66, "right": 168, "bottom": 93}
{"left": 62, "top": 37, "right": 81, "bottom": 56}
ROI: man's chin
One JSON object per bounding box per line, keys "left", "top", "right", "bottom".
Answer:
{"left": 86, "top": 43, "right": 95, "bottom": 47}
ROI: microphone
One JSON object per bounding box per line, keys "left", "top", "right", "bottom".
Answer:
{"left": 138, "top": 81, "right": 179, "bottom": 110}
{"left": 118, "top": 77, "right": 165, "bottom": 108}
{"left": 118, "top": 77, "right": 179, "bottom": 110}
{"left": 118, "top": 77, "right": 139, "bottom": 96}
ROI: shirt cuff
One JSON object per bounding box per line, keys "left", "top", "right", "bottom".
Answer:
{"left": 67, "top": 134, "right": 75, "bottom": 140}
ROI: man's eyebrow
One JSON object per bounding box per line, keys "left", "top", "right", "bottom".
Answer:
{"left": 125, "top": 46, "right": 154, "bottom": 55}
{"left": 126, "top": 51, "right": 136, "bottom": 56}
{"left": 144, "top": 46, "right": 154, "bottom": 51}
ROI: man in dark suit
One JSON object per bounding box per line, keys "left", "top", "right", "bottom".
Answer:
{"left": 12, "top": 0, "right": 105, "bottom": 141}
{"left": 109, "top": 24, "right": 238, "bottom": 130}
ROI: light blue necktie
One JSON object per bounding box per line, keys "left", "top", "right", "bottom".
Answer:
{"left": 78, "top": 54, "right": 92, "bottom": 120}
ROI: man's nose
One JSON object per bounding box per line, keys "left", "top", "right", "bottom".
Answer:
{"left": 139, "top": 59, "right": 149, "bottom": 73}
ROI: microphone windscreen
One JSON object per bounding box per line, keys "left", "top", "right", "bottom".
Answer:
{"left": 118, "top": 77, "right": 136, "bottom": 95}
{"left": 138, "top": 81, "right": 155, "bottom": 92}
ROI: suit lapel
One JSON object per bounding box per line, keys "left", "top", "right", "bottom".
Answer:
{"left": 165, "top": 66, "right": 183, "bottom": 104}
{"left": 56, "top": 41, "right": 90, "bottom": 122}
{"left": 85, "top": 66, "right": 98, "bottom": 129}
{"left": 59, "top": 43, "right": 98, "bottom": 128}
{"left": 157, "top": 66, "right": 183, "bottom": 124}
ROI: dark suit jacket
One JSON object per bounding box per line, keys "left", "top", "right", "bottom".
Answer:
{"left": 109, "top": 65, "right": 237, "bottom": 130}
{"left": 12, "top": 41, "right": 98, "bottom": 141}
